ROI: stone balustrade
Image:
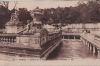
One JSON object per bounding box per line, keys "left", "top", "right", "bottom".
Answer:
{"left": 62, "top": 32, "right": 80, "bottom": 40}
{"left": 81, "top": 33, "right": 100, "bottom": 58}
{"left": 0, "top": 33, "right": 17, "bottom": 43}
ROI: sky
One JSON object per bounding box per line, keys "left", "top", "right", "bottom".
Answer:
{"left": 7, "top": 0, "right": 88, "bottom": 10}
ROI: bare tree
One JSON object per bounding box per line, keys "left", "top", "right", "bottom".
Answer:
{"left": 13, "top": 1, "right": 18, "bottom": 9}
{"left": 0, "top": 1, "right": 9, "bottom": 9}
{"left": 0, "top": 1, "right": 18, "bottom": 9}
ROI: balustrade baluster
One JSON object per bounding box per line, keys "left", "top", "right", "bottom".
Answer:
{"left": 3, "top": 37, "right": 5, "bottom": 42}
{"left": 0, "top": 37, "right": 1, "bottom": 42}
{"left": 12, "top": 37, "right": 14, "bottom": 43}
{"left": 9, "top": 37, "right": 11, "bottom": 42}
{"left": 98, "top": 51, "right": 100, "bottom": 58}
{"left": 8, "top": 37, "right": 10, "bottom": 42}
{"left": 5, "top": 37, "right": 7, "bottom": 42}
{"left": 14, "top": 37, "right": 16, "bottom": 42}
{"left": 91, "top": 44, "right": 93, "bottom": 53}
{"left": 88, "top": 42, "right": 90, "bottom": 48}
{"left": 7, "top": 37, "right": 9, "bottom": 42}
{"left": 6, "top": 37, "right": 8, "bottom": 42}
{"left": 2, "top": 37, "right": 4, "bottom": 42}
{"left": 95, "top": 47, "right": 98, "bottom": 57}
{"left": 5, "top": 37, "right": 6, "bottom": 42}
{"left": 10, "top": 37, "right": 12, "bottom": 42}
{"left": 12, "top": 37, "right": 13, "bottom": 42}
{"left": 88, "top": 43, "right": 90, "bottom": 49}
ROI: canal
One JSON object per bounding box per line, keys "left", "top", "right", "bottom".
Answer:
{"left": 48, "top": 40, "right": 96, "bottom": 60}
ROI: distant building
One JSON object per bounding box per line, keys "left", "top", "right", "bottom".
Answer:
{"left": 30, "top": 7, "right": 43, "bottom": 20}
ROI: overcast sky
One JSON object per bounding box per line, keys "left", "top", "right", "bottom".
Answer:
{"left": 8, "top": 0, "right": 88, "bottom": 10}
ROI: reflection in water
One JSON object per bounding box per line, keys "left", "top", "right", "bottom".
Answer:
{"left": 48, "top": 40, "right": 96, "bottom": 60}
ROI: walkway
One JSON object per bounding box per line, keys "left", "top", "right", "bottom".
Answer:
{"left": 48, "top": 40, "right": 95, "bottom": 60}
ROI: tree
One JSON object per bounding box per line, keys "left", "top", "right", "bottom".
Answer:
{"left": 0, "top": 1, "right": 9, "bottom": 9}
{"left": 0, "top": 1, "right": 18, "bottom": 28}
{"left": 18, "top": 8, "right": 33, "bottom": 25}
{"left": 0, "top": 5, "right": 10, "bottom": 28}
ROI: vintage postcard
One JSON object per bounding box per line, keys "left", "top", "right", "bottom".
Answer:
{"left": 0, "top": 0, "right": 100, "bottom": 66}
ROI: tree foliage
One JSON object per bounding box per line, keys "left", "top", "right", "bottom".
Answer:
{"left": 0, "top": 5, "right": 10, "bottom": 28}
{"left": 0, "top": 1, "right": 100, "bottom": 28}
{"left": 37, "top": 1, "right": 100, "bottom": 25}
{"left": 18, "top": 8, "right": 33, "bottom": 25}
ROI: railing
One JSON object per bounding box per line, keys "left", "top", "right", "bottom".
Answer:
{"left": 0, "top": 33, "right": 17, "bottom": 43}
{"left": 0, "top": 31, "right": 62, "bottom": 59}
{"left": 62, "top": 28, "right": 100, "bottom": 33}
{"left": 80, "top": 33, "right": 100, "bottom": 58}
{"left": 62, "top": 32, "right": 80, "bottom": 40}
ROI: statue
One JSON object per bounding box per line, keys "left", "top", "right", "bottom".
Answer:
{"left": 10, "top": 10, "right": 19, "bottom": 22}
{"left": 5, "top": 10, "right": 23, "bottom": 33}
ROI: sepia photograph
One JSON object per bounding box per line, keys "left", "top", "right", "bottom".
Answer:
{"left": 0, "top": 0, "right": 100, "bottom": 66}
